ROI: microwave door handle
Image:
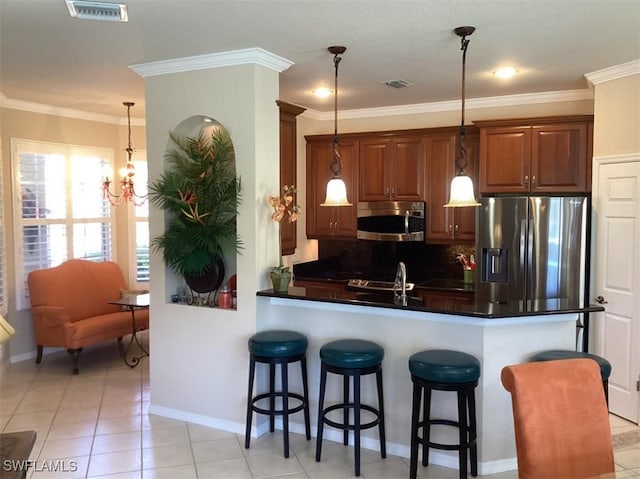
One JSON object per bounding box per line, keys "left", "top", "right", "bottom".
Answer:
{"left": 405, "top": 210, "right": 410, "bottom": 237}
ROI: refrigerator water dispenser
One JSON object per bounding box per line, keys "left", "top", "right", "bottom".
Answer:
{"left": 481, "top": 248, "right": 508, "bottom": 283}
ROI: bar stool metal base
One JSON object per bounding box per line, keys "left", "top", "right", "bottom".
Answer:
{"left": 410, "top": 377, "right": 478, "bottom": 479}
{"left": 316, "top": 362, "right": 386, "bottom": 477}
{"left": 244, "top": 351, "right": 311, "bottom": 458}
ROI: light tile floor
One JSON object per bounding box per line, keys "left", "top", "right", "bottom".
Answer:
{"left": 1, "top": 333, "right": 639, "bottom": 478}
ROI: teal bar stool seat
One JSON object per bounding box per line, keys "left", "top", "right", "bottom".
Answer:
{"left": 530, "top": 350, "right": 611, "bottom": 405}
{"left": 316, "top": 339, "right": 386, "bottom": 477}
{"left": 245, "top": 330, "right": 311, "bottom": 458}
{"left": 409, "top": 349, "right": 480, "bottom": 479}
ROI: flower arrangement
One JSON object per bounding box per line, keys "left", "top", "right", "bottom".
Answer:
{"left": 268, "top": 185, "right": 300, "bottom": 274}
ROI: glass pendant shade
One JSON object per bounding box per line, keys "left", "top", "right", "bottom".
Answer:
{"left": 444, "top": 174, "right": 481, "bottom": 207}
{"left": 321, "top": 177, "right": 352, "bottom": 206}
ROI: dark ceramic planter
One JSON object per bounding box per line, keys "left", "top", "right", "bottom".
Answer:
{"left": 184, "top": 258, "right": 225, "bottom": 293}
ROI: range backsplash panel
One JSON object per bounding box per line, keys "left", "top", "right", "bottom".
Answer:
{"left": 302, "top": 240, "right": 475, "bottom": 283}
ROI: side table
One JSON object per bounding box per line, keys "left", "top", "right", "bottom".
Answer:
{"left": 109, "top": 293, "right": 150, "bottom": 368}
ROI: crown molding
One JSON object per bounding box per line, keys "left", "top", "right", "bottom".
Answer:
{"left": 130, "top": 47, "right": 294, "bottom": 78}
{"left": 1, "top": 88, "right": 591, "bottom": 125}
{"left": 0, "top": 96, "right": 145, "bottom": 126}
{"left": 585, "top": 59, "right": 640, "bottom": 86}
{"left": 301, "top": 89, "right": 594, "bottom": 121}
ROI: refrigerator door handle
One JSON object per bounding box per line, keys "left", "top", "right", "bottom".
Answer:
{"left": 528, "top": 218, "right": 535, "bottom": 300}
{"left": 520, "top": 218, "right": 527, "bottom": 302}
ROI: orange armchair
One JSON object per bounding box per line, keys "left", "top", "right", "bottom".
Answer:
{"left": 501, "top": 358, "right": 614, "bottom": 479}
{"left": 28, "top": 259, "right": 149, "bottom": 374}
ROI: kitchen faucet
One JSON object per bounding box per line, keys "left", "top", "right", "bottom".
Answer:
{"left": 394, "top": 261, "right": 407, "bottom": 303}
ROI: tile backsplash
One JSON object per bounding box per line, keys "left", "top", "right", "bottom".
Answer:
{"left": 317, "top": 240, "right": 475, "bottom": 282}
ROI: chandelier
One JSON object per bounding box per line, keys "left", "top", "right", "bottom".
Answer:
{"left": 444, "top": 26, "right": 481, "bottom": 208}
{"left": 321, "top": 45, "right": 352, "bottom": 207}
{"left": 102, "top": 101, "right": 147, "bottom": 207}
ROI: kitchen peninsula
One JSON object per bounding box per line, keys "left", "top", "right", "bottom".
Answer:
{"left": 255, "top": 285, "right": 604, "bottom": 475}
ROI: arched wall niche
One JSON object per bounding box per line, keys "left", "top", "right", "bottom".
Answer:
{"left": 157, "top": 115, "right": 239, "bottom": 307}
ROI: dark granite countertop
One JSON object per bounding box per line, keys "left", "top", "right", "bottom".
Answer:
{"left": 257, "top": 286, "right": 604, "bottom": 319}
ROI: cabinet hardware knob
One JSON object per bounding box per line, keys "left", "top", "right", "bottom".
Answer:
{"left": 532, "top": 175, "right": 537, "bottom": 187}
{"left": 524, "top": 175, "right": 529, "bottom": 185}
{"left": 594, "top": 295, "right": 608, "bottom": 304}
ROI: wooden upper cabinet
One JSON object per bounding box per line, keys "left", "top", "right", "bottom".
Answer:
{"left": 305, "top": 138, "right": 357, "bottom": 239}
{"left": 277, "top": 100, "right": 306, "bottom": 255}
{"left": 531, "top": 123, "right": 587, "bottom": 192}
{"left": 478, "top": 116, "right": 592, "bottom": 194}
{"left": 425, "top": 129, "right": 478, "bottom": 244}
{"left": 359, "top": 136, "right": 425, "bottom": 201}
{"left": 479, "top": 126, "right": 531, "bottom": 193}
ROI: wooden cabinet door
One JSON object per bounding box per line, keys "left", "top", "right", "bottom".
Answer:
{"left": 479, "top": 126, "right": 531, "bottom": 193}
{"left": 425, "top": 131, "right": 476, "bottom": 244}
{"left": 417, "top": 289, "right": 475, "bottom": 309}
{"left": 425, "top": 133, "right": 456, "bottom": 242}
{"left": 454, "top": 132, "right": 479, "bottom": 243}
{"left": 305, "top": 139, "right": 357, "bottom": 239}
{"left": 392, "top": 136, "right": 425, "bottom": 200}
{"left": 306, "top": 141, "right": 335, "bottom": 238}
{"left": 332, "top": 140, "right": 358, "bottom": 238}
{"left": 531, "top": 122, "right": 587, "bottom": 192}
{"left": 277, "top": 101, "right": 305, "bottom": 255}
{"left": 359, "top": 139, "right": 390, "bottom": 201}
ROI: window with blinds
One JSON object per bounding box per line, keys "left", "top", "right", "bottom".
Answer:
{"left": 133, "top": 158, "right": 149, "bottom": 285}
{"left": 0, "top": 140, "right": 7, "bottom": 317}
{"left": 12, "top": 140, "right": 114, "bottom": 311}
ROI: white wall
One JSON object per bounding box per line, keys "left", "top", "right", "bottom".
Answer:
{"left": 143, "top": 62, "right": 281, "bottom": 430}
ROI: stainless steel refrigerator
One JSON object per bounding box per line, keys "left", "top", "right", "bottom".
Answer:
{"left": 475, "top": 195, "right": 589, "bottom": 308}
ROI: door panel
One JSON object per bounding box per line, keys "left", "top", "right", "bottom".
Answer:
{"left": 393, "top": 137, "right": 425, "bottom": 200}
{"left": 359, "top": 140, "right": 389, "bottom": 201}
{"left": 594, "top": 160, "right": 640, "bottom": 423}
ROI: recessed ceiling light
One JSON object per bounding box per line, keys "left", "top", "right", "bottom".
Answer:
{"left": 494, "top": 67, "right": 518, "bottom": 79}
{"left": 65, "top": 1, "right": 128, "bottom": 22}
{"left": 312, "top": 87, "right": 333, "bottom": 98}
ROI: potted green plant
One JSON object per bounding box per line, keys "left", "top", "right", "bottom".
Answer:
{"left": 268, "top": 185, "right": 300, "bottom": 292}
{"left": 149, "top": 126, "right": 242, "bottom": 294}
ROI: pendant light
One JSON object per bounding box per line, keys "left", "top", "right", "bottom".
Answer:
{"left": 444, "top": 26, "right": 481, "bottom": 208}
{"left": 321, "top": 46, "right": 352, "bottom": 207}
{"left": 102, "top": 101, "right": 148, "bottom": 207}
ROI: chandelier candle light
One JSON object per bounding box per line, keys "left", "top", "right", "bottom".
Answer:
{"left": 103, "top": 101, "right": 148, "bottom": 207}
{"left": 321, "top": 45, "right": 352, "bottom": 207}
{"left": 268, "top": 185, "right": 300, "bottom": 291}
{"left": 444, "top": 26, "right": 481, "bottom": 208}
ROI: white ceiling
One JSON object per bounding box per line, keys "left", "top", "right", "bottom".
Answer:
{"left": 1, "top": 0, "right": 639, "bottom": 121}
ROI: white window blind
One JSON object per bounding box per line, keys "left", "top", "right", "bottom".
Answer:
{"left": 12, "top": 139, "right": 114, "bottom": 310}
{"left": 0, "top": 139, "right": 7, "bottom": 316}
{"left": 133, "top": 158, "right": 149, "bottom": 285}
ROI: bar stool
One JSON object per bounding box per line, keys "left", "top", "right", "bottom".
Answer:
{"left": 244, "top": 330, "right": 311, "bottom": 458}
{"left": 408, "top": 349, "right": 480, "bottom": 479}
{"left": 529, "top": 350, "right": 612, "bottom": 405}
{"left": 316, "top": 339, "right": 386, "bottom": 477}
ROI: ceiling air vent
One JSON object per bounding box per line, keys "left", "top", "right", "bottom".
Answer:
{"left": 383, "top": 80, "right": 414, "bottom": 89}
{"left": 65, "top": 1, "right": 128, "bottom": 22}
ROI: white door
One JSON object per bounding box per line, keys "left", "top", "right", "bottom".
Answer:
{"left": 593, "top": 159, "right": 640, "bottom": 423}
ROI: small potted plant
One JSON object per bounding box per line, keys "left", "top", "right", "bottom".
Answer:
{"left": 149, "top": 125, "right": 242, "bottom": 297}
{"left": 268, "top": 185, "right": 300, "bottom": 291}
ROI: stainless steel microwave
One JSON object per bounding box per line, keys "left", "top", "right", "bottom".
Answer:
{"left": 356, "top": 201, "right": 425, "bottom": 241}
